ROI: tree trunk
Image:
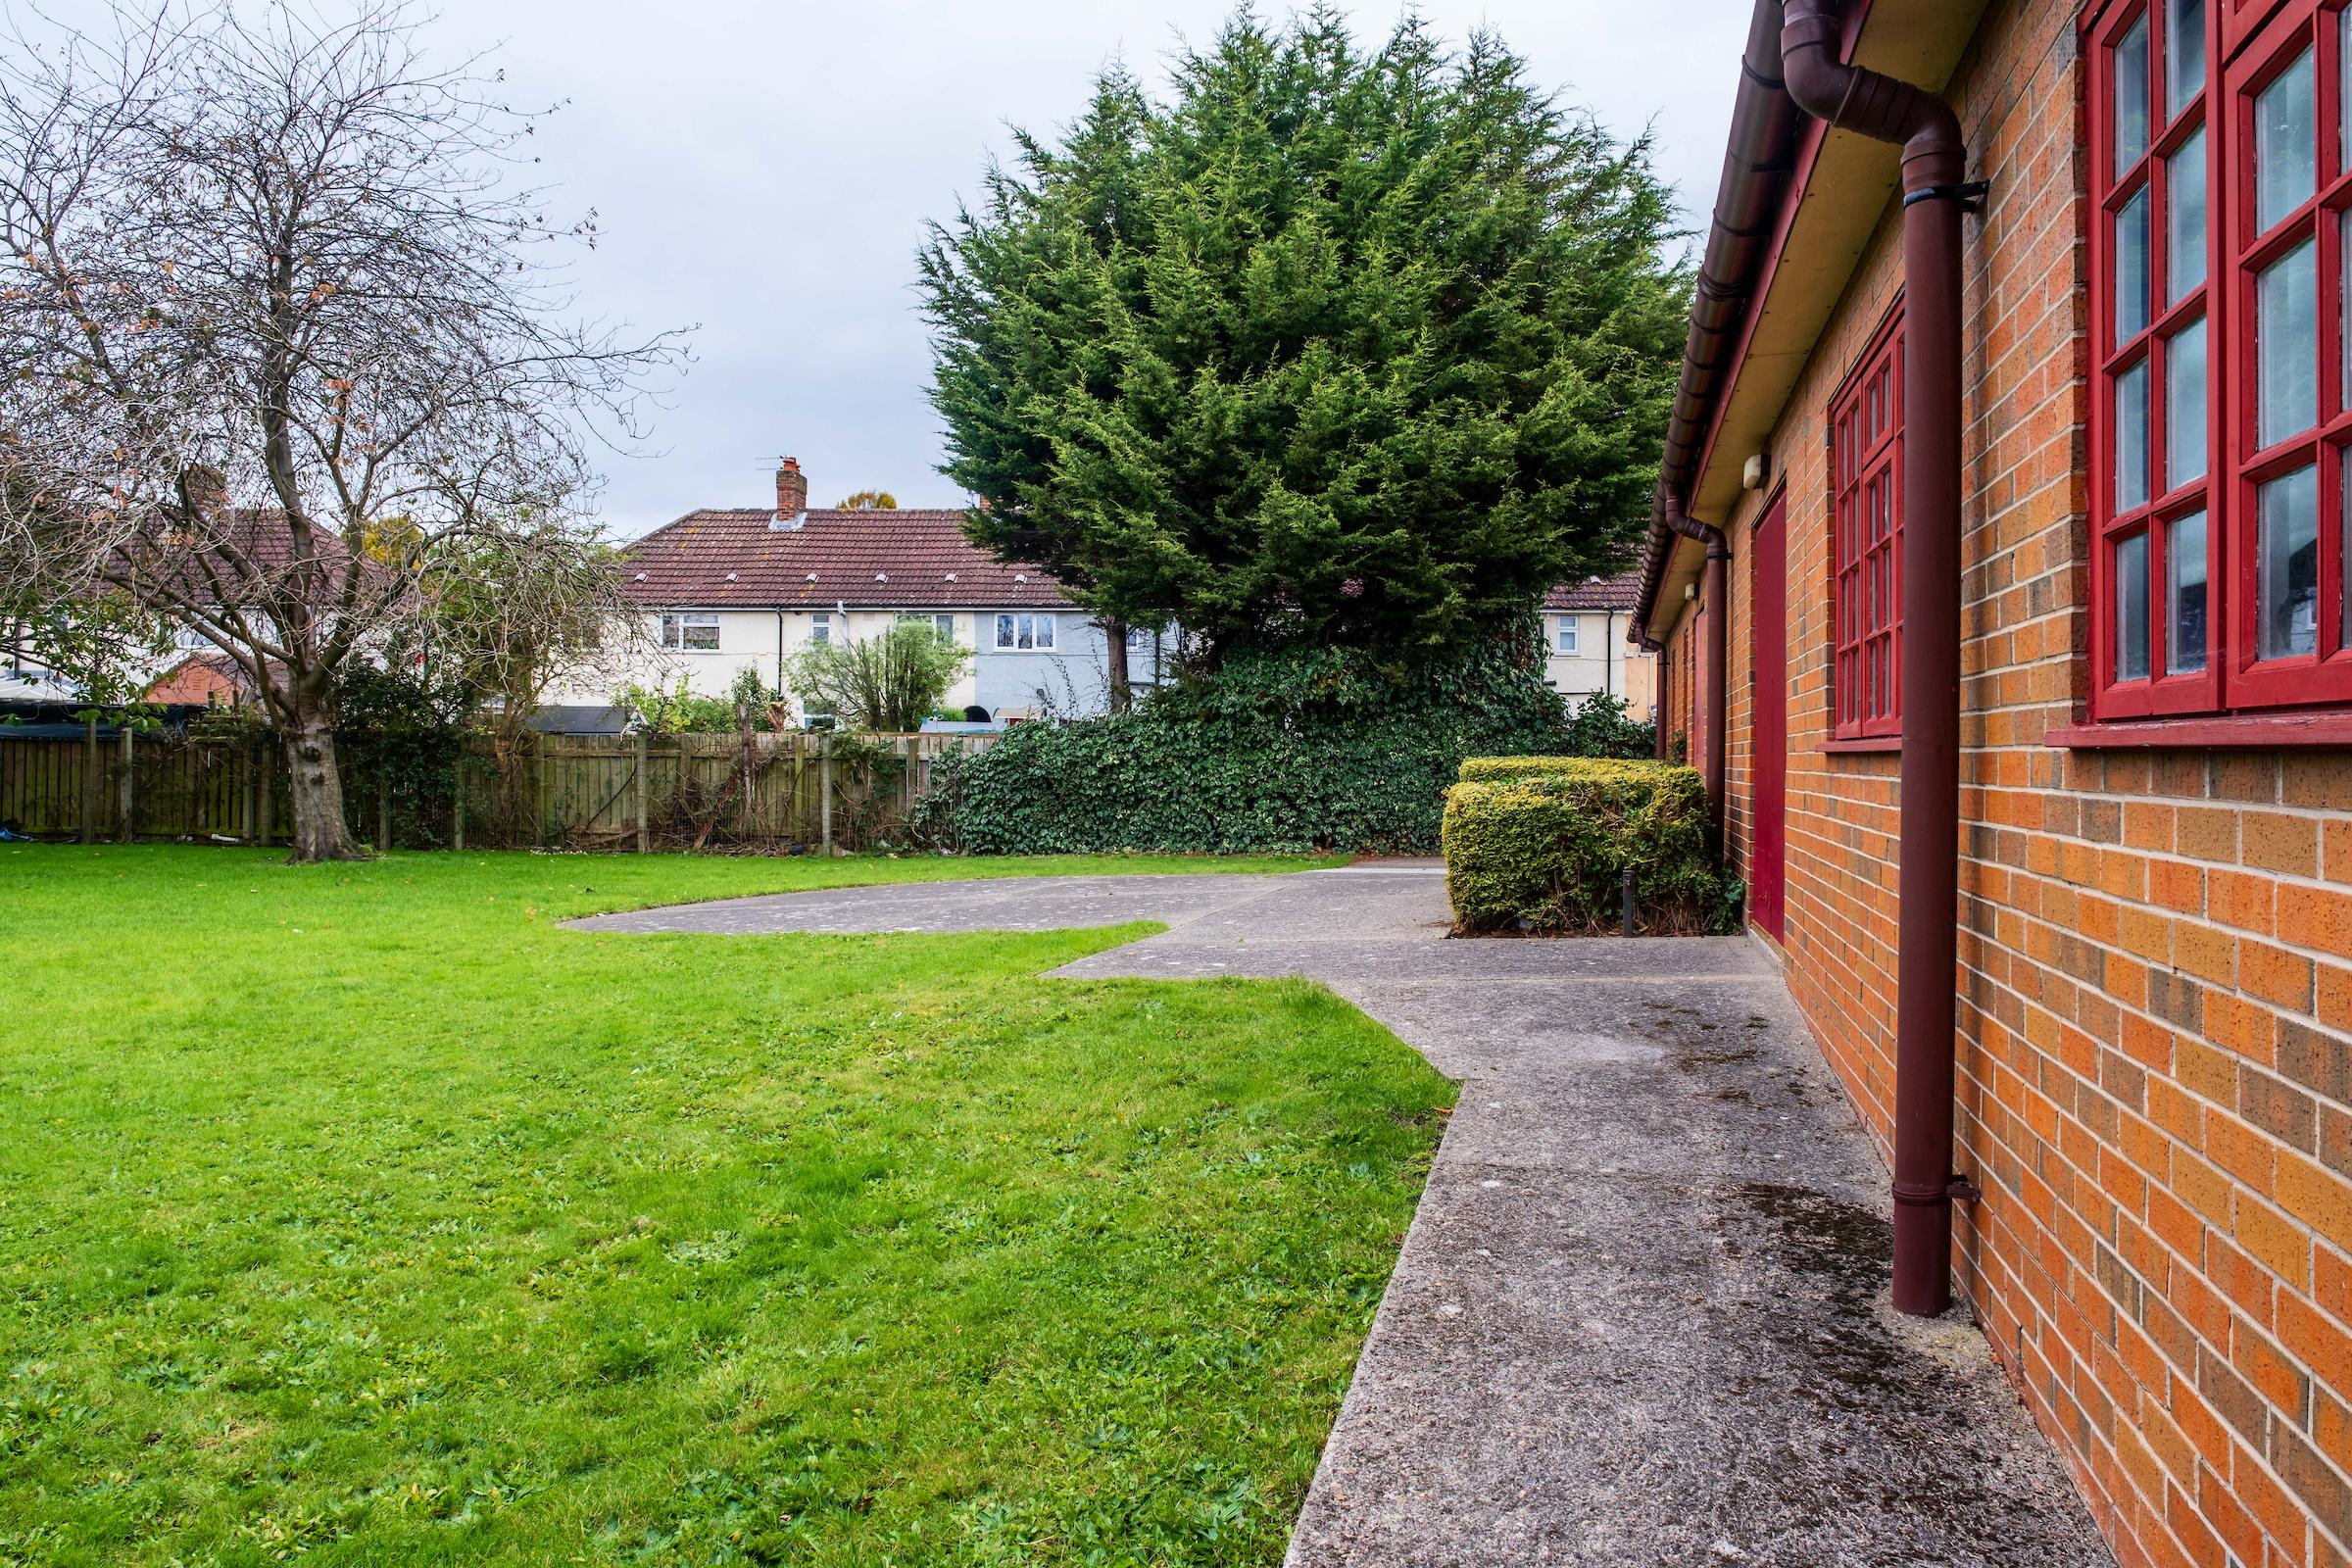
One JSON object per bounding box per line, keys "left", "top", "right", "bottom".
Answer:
{"left": 492, "top": 717, "right": 527, "bottom": 847}
{"left": 281, "top": 710, "right": 365, "bottom": 862}
{"left": 1103, "top": 618, "right": 1131, "bottom": 714}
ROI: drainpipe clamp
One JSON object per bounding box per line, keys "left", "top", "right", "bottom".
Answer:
{"left": 1901, "top": 179, "right": 1990, "bottom": 213}
{"left": 1892, "top": 1174, "right": 1984, "bottom": 1206}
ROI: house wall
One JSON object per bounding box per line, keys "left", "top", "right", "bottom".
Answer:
{"left": 546, "top": 608, "right": 1159, "bottom": 721}
{"left": 1542, "top": 610, "right": 1660, "bottom": 718}
{"left": 1662, "top": 4, "right": 2352, "bottom": 1565}
{"left": 975, "top": 615, "right": 1168, "bottom": 718}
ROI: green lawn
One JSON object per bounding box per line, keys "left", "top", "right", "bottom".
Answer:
{"left": 0, "top": 847, "right": 1451, "bottom": 1567}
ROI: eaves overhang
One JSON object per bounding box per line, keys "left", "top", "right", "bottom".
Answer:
{"left": 1637, "top": 0, "right": 1995, "bottom": 644}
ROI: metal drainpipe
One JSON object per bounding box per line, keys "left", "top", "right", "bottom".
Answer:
{"left": 1640, "top": 631, "right": 1669, "bottom": 760}
{"left": 1782, "top": 0, "right": 1980, "bottom": 1319}
{"left": 1663, "top": 499, "right": 1730, "bottom": 846}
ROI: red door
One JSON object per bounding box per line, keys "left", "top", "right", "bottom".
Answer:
{"left": 1751, "top": 496, "right": 1788, "bottom": 942}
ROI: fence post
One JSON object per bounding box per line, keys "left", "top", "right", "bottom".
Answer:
{"left": 119, "top": 724, "right": 135, "bottom": 843}
{"left": 634, "top": 731, "right": 650, "bottom": 854}
{"left": 819, "top": 734, "right": 833, "bottom": 857}
{"left": 377, "top": 770, "right": 392, "bottom": 853}
{"left": 257, "top": 734, "right": 274, "bottom": 847}
{"left": 453, "top": 758, "right": 466, "bottom": 853}
{"left": 78, "top": 714, "right": 97, "bottom": 844}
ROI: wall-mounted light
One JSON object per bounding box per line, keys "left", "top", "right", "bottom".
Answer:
{"left": 1741, "top": 453, "right": 1772, "bottom": 491}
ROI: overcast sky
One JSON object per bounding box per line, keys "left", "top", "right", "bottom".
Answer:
{"left": 41, "top": 1, "right": 1754, "bottom": 534}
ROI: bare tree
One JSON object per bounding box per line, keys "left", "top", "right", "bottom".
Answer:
{"left": 0, "top": 1, "right": 684, "bottom": 859}
{"left": 422, "top": 517, "right": 631, "bottom": 842}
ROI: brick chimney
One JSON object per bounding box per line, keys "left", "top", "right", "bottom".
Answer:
{"left": 774, "top": 457, "right": 808, "bottom": 520}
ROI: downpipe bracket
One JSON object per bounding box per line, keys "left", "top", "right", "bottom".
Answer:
{"left": 1892, "top": 1174, "right": 1984, "bottom": 1207}
{"left": 1902, "top": 178, "right": 1990, "bottom": 212}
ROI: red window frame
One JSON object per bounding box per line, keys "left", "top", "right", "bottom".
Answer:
{"left": 1830, "top": 307, "right": 1906, "bottom": 740}
{"left": 2089, "top": 0, "right": 2352, "bottom": 718}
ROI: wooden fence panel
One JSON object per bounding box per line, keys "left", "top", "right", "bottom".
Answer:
{"left": 0, "top": 728, "right": 999, "bottom": 849}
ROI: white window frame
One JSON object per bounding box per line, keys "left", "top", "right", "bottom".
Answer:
{"left": 1555, "top": 615, "right": 1581, "bottom": 656}
{"left": 993, "top": 612, "right": 1055, "bottom": 651}
{"left": 809, "top": 612, "right": 831, "bottom": 646}
{"left": 899, "top": 612, "right": 956, "bottom": 642}
{"left": 662, "top": 612, "right": 720, "bottom": 652}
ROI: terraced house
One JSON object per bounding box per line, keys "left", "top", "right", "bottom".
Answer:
{"left": 564, "top": 460, "right": 1170, "bottom": 722}
{"left": 1642, "top": 2, "right": 2352, "bottom": 1563}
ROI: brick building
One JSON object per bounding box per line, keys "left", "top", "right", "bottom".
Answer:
{"left": 1642, "top": 3, "right": 2352, "bottom": 1563}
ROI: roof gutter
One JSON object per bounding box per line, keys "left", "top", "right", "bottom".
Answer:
{"left": 1782, "top": 0, "right": 1980, "bottom": 1321}
{"left": 1630, "top": 0, "right": 1806, "bottom": 642}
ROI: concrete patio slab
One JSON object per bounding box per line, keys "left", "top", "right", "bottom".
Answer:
{"left": 564, "top": 862, "right": 2114, "bottom": 1568}
{"left": 564, "top": 870, "right": 1291, "bottom": 935}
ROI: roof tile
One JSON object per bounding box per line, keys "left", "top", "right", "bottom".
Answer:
{"left": 621, "top": 509, "right": 1069, "bottom": 610}
{"left": 1544, "top": 569, "right": 1644, "bottom": 612}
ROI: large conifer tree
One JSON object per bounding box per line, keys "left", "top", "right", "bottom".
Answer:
{"left": 920, "top": 10, "right": 1690, "bottom": 662}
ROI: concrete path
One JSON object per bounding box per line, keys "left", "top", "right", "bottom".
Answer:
{"left": 569, "top": 864, "right": 2113, "bottom": 1568}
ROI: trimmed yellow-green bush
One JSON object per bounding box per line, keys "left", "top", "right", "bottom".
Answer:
{"left": 1457, "top": 755, "right": 1666, "bottom": 786}
{"left": 1443, "top": 760, "right": 1741, "bottom": 936}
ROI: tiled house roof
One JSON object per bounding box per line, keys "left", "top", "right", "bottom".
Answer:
{"left": 620, "top": 509, "right": 1069, "bottom": 611}
{"left": 1544, "top": 569, "right": 1644, "bottom": 613}
{"left": 621, "top": 493, "right": 1646, "bottom": 623}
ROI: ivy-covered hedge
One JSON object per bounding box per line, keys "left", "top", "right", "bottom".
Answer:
{"left": 917, "top": 640, "right": 1572, "bottom": 855}
{"left": 1443, "top": 760, "right": 1740, "bottom": 935}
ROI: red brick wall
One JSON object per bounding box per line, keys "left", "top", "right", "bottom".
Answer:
{"left": 1665, "top": 3, "right": 2352, "bottom": 1563}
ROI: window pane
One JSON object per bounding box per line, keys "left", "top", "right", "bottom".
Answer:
{"left": 2260, "top": 238, "right": 2320, "bottom": 447}
{"left": 2259, "top": 464, "right": 2321, "bottom": 660}
{"left": 2169, "top": 128, "right": 2207, "bottom": 303}
{"left": 995, "top": 613, "right": 1013, "bottom": 648}
{"left": 2117, "top": 187, "right": 2151, "bottom": 343}
{"left": 2167, "top": 511, "right": 2209, "bottom": 673}
{"left": 2117, "top": 359, "right": 2151, "bottom": 513}
{"left": 2167, "top": 317, "right": 2208, "bottom": 489}
{"left": 2168, "top": 0, "right": 2206, "bottom": 121}
{"left": 2257, "top": 48, "right": 2317, "bottom": 233}
{"left": 2116, "top": 531, "right": 2151, "bottom": 682}
{"left": 2117, "top": 16, "right": 2151, "bottom": 176}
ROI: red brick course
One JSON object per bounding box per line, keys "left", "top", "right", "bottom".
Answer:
{"left": 1657, "top": 3, "right": 2352, "bottom": 1561}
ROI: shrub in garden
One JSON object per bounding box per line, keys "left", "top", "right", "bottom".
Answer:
{"left": 1443, "top": 760, "right": 1741, "bottom": 936}
{"left": 784, "top": 621, "right": 971, "bottom": 734}
{"left": 1558, "top": 692, "right": 1658, "bottom": 760}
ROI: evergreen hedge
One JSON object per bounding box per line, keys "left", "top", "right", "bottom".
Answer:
{"left": 1443, "top": 760, "right": 1740, "bottom": 936}
{"left": 917, "top": 641, "right": 1571, "bottom": 855}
